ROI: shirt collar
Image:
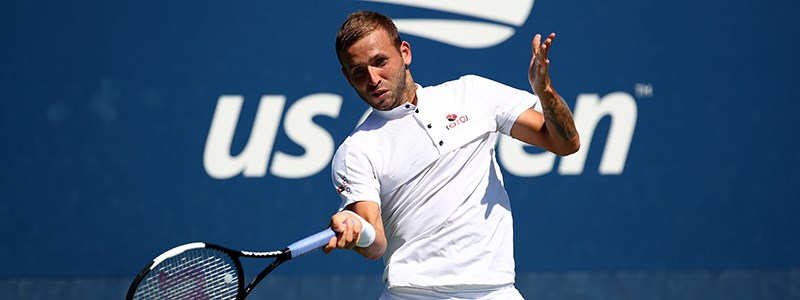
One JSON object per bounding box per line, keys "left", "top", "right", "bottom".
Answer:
{"left": 371, "top": 84, "right": 423, "bottom": 120}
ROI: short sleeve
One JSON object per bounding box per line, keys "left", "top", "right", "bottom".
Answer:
{"left": 463, "top": 75, "right": 539, "bottom": 135}
{"left": 331, "top": 140, "right": 381, "bottom": 211}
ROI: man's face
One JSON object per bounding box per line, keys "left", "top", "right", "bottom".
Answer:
{"left": 340, "top": 29, "right": 413, "bottom": 111}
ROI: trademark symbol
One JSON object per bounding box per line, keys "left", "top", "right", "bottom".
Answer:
{"left": 635, "top": 83, "right": 654, "bottom": 98}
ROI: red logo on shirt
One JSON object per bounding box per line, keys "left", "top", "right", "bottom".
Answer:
{"left": 445, "top": 114, "right": 469, "bottom": 130}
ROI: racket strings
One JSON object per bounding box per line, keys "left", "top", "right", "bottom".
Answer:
{"left": 132, "top": 248, "right": 239, "bottom": 300}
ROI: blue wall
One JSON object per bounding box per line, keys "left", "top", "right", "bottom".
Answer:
{"left": 1, "top": 0, "right": 799, "bottom": 298}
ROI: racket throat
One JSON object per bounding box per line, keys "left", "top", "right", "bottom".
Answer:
{"left": 242, "top": 251, "right": 291, "bottom": 298}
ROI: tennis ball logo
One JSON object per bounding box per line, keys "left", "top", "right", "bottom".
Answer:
{"left": 357, "top": 0, "right": 535, "bottom": 49}
{"left": 446, "top": 114, "right": 458, "bottom": 122}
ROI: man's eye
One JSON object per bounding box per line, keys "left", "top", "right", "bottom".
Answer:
{"left": 376, "top": 58, "right": 388, "bottom": 66}
{"left": 352, "top": 67, "right": 364, "bottom": 75}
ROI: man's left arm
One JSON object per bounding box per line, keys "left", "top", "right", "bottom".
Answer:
{"left": 510, "top": 32, "right": 580, "bottom": 156}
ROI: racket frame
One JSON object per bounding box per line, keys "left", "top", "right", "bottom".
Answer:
{"left": 126, "top": 228, "right": 334, "bottom": 300}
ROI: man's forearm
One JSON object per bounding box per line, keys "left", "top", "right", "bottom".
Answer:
{"left": 537, "top": 85, "right": 580, "bottom": 155}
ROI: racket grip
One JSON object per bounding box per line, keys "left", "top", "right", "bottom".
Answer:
{"left": 287, "top": 228, "right": 336, "bottom": 259}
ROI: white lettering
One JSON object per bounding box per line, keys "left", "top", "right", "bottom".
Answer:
{"left": 559, "top": 92, "right": 637, "bottom": 175}
{"left": 206, "top": 91, "right": 638, "bottom": 179}
{"left": 270, "top": 94, "right": 342, "bottom": 178}
{"left": 203, "top": 95, "right": 285, "bottom": 179}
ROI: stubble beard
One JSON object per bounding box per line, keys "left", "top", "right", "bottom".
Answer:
{"left": 390, "top": 66, "right": 409, "bottom": 109}
{"left": 364, "top": 64, "right": 410, "bottom": 111}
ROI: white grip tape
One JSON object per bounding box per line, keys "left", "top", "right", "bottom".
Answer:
{"left": 342, "top": 210, "right": 376, "bottom": 248}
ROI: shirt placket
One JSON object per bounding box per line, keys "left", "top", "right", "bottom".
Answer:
{"left": 412, "top": 103, "right": 451, "bottom": 155}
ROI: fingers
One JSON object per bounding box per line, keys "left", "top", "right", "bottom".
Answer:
{"left": 530, "top": 32, "right": 555, "bottom": 67}
{"left": 545, "top": 32, "right": 556, "bottom": 45}
{"left": 531, "top": 33, "right": 542, "bottom": 56}
{"left": 538, "top": 32, "right": 555, "bottom": 60}
{"left": 529, "top": 32, "right": 556, "bottom": 93}
{"left": 323, "top": 236, "right": 336, "bottom": 254}
{"left": 337, "top": 219, "right": 354, "bottom": 249}
{"left": 536, "top": 33, "right": 556, "bottom": 75}
{"left": 323, "top": 212, "right": 363, "bottom": 254}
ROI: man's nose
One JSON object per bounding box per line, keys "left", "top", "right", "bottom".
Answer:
{"left": 367, "top": 66, "right": 381, "bottom": 86}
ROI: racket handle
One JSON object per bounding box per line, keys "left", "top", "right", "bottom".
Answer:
{"left": 287, "top": 228, "right": 336, "bottom": 258}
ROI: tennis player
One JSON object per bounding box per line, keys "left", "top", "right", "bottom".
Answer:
{"left": 323, "top": 11, "right": 580, "bottom": 299}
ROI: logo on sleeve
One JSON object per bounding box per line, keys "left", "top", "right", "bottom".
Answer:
{"left": 445, "top": 114, "right": 470, "bottom": 130}
{"left": 336, "top": 176, "right": 352, "bottom": 195}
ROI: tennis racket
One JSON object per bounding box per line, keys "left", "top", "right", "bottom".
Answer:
{"left": 126, "top": 228, "right": 335, "bottom": 300}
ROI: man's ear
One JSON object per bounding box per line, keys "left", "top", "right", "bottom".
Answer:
{"left": 400, "top": 41, "right": 412, "bottom": 66}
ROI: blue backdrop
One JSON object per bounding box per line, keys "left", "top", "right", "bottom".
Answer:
{"left": 1, "top": 0, "right": 799, "bottom": 298}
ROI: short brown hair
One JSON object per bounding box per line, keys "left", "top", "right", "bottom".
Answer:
{"left": 335, "top": 11, "right": 402, "bottom": 64}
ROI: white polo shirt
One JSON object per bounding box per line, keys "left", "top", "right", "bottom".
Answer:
{"left": 332, "top": 75, "right": 538, "bottom": 289}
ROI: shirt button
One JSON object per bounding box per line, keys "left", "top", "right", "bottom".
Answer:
{"left": 415, "top": 108, "right": 419, "bottom": 113}
{"left": 427, "top": 124, "right": 432, "bottom": 129}
{"left": 439, "top": 141, "right": 444, "bottom": 146}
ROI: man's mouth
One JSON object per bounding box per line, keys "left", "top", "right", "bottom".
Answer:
{"left": 371, "top": 89, "right": 388, "bottom": 99}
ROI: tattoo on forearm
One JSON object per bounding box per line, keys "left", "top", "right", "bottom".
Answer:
{"left": 541, "top": 93, "right": 578, "bottom": 140}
